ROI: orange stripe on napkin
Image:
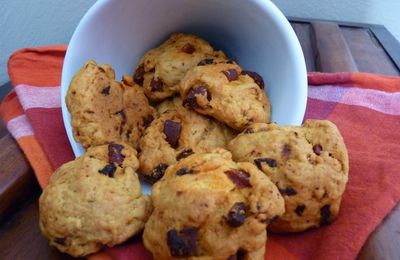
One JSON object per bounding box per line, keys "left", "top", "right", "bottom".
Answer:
{"left": 0, "top": 91, "right": 24, "bottom": 123}
{"left": 309, "top": 72, "right": 400, "bottom": 92}
{"left": 351, "top": 73, "right": 400, "bottom": 92}
{"left": 18, "top": 136, "right": 54, "bottom": 188}
{"left": 7, "top": 45, "right": 67, "bottom": 87}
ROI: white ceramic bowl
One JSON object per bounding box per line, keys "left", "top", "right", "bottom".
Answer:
{"left": 61, "top": 0, "right": 307, "bottom": 183}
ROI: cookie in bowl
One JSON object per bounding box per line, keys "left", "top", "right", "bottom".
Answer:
{"left": 139, "top": 107, "right": 236, "bottom": 183}
{"left": 179, "top": 62, "right": 270, "bottom": 131}
{"left": 228, "top": 120, "right": 349, "bottom": 232}
{"left": 39, "top": 143, "right": 152, "bottom": 257}
{"left": 143, "top": 149, "right": 285, "bottom": 259}
{"left": 66, "top": 60, "right": 155, "bottom": 149}
{"left": 120, "top": 75, "right": 156, "bottom": 147}
{"left": 156, "top": 95, "right": 185, "bottom": 115}
{"left": 133, "top": 33, "right": 227, "bottom": 101}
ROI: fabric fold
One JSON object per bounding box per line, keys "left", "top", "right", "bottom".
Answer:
{"left": 1, "top": 46, "right": 400, "bottom": 260}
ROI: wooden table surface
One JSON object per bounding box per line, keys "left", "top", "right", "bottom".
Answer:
{"left": 1, "top": 18, "right": 400, "bottom": 259}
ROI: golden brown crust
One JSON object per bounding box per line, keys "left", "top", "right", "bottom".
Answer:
{"left": 156, "top": 96, "right": 184, "bottom": 115}
{"left": 143, "top": 149, "right": 284, "bottom": 259}
{"left": 228, "top": 120, "right": 349, "bottom": 232}
{"left": 121, "top": 76, "right": 157, "bottom": 148}
{"left": 66, "top": 60, "right": 123, "bottom": 147}
{"left": 139, "top": 107, "right": 236, "bottom": 182}
{"left": 39, "top": 144, "right": 152, "bottom": 257}
{"left": 66, "top": 60, "right": 155, "bottom": 149}
{"left": 179, "top": 62, "right": 270, "bottom": 131}
{"left": 134, "top": 33, "right": 226, "bottom": 101}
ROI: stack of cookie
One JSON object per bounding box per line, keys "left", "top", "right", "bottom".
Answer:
{"left": 39, "top": 33, "right": 349, "bottom": 259}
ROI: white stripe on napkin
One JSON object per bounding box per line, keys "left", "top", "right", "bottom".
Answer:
{"left": 15, "top": 84, "right": 61, "bottom": 110}
{"left": 308, "top": 85, "right": 400, "bottom": 116}
{"left": 7, "top": 114, "right": 35, "bottom": 139}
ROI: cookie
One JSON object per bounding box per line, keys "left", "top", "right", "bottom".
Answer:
{"left": 139, "top": 107, "right": 236, "bottom": 183}
{"left": 179, "top": 62, "right": 270, "bottom": 131}
{"left": 133, "top": 33, "right": 226, "bottom": 101}
{"left": 66, "top": 60, "right": 155, "bottom": 149}
{"left": 156, "top": 95, "right": 184, "bottom": 115}
{"left": 228, "top": 120, "right": 349, "bottom": 232}
{"left": 66, "top": 60, "right": 123, "bottom": 147}
{"left": 39, "top": 143, "right": 152, "bottom": 257}
{"left": 120, "top": 75, "right": 156, "bottom": 147}
{"left": 143, "top": 149, "right": 285, "bottom": 259}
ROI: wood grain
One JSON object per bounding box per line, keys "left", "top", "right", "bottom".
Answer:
{"left": 358, "top": 202, "right": 400, "bottom": 260}
{"left": 341, "top": 27, "right": 400, "bottom": 76}
{"left": 291, "top": 22, "right": 316, "bottom": 72}
{"left": 311, "top": 22, "right": 358, "bottom": 72}
{"left": 0, "top": 118, "right": 38, "bottom": 222}
{"left": 371, "top": 26, "right": 400, "bottom": 71}
{"left": 0, "top": 199, "right": 76, "bottom": 260}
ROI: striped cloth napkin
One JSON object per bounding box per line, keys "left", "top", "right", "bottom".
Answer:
{"left": 1, "top": 46, "right": 400, "bottom": 260}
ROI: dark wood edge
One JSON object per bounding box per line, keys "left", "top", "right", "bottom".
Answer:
{"left": 370, "top": 26, "right": 400, "bottom": 72}
{"left": 0, "top": 122, "right": 39, "bottom": 223}
{"left": 358, "top": 202, "right": 400, "bottom": 260}
{"left": 0, "top": 83, "right": 39, "bottom": 223}
{"left": 288, "top": 17, "right": 384, "bottom": 30}
{"left": 288, "top": 17, "right": 400, "bottom": 71}
{"left": 0, "top": 82, "right": 13, "bottom": 101}
{"left": 310, "top": 21, "right": 358, "bottom": 73}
